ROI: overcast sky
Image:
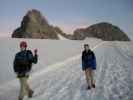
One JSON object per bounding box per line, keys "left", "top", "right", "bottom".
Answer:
{"left": 0, "top": 0, "right": 133, "bottom": 39}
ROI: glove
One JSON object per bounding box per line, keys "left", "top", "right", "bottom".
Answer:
{"left": 34, "top": 49, "right": 38, "bottom": 54}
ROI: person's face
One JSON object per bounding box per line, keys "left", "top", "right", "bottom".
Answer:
{"left": 20, "top": 46, "right": 26, "bottom": 51}
{"left": 84, "top": 45, "right": 89, "bottom": 51}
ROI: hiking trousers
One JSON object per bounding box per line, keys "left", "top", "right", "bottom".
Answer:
{"left": 85, "top": 68, "right": 95, "bottom": 87}
{"left": 18, "top": 77, "right": 31, "bottom": 99}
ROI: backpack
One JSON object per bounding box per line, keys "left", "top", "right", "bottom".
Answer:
{"left": 14, "top": 50, "right": 31, "bottom": 73}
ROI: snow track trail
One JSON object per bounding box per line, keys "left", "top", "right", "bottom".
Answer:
{"left": 0, "top": 41, "right": 104, "bottom": 100}
{"left": 31, "top": 42, "right": 133, "bottom": 100}
{"left": 0, "top": 40, "right": 133, "bottom": 100}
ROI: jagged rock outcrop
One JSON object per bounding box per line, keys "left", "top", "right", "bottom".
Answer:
{"left": 12, "top": 9, "right": 59, "bottom": 39}
{"left": 73, "top": 22, "right": 130, "bottom": 41}
{"left": 12, "top": 9, "right": 130, "bottom": 41}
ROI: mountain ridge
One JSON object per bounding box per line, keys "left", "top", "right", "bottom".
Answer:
{"left": 12, "top": 9, "right": 130, "bottom": 41}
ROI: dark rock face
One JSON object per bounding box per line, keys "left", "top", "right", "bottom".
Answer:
{"left": 12, "top": 9, "right": 130, "bottom": 41}
{"left": 12, "top": 9, "right": 59, "bottom": 39}
{"left": 73, "top": 22, "right": 130, "bottom": 41}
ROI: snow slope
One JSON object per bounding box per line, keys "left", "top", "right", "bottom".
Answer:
{"left": 0, "top": 38, "right": 133, "bottom": 100}
{"left": 58, "top": 34, "right": 68, "bottom": 40}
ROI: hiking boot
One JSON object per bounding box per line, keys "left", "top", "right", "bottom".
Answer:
{"left": 87, "top": 86, "right": 91, "bottom": 90}
{"left": 18, "top": 97, "right": 23, "bottom": 100}
{"left": 92, "top": 83, "right": 95, "bottom": 88}
{"left": 28, "top": 90, "right": 34, "bottom": 98}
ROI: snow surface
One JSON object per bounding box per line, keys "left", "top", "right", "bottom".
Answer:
{"left": 0, "top": 38, "right": 133, "bottom": 100}
{"left": 58, "top": 34, "right": 69, "bottom": 40}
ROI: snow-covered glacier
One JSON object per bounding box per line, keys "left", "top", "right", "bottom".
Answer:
{"left": 0, "top": 38, "right": 133, "bottom": 100}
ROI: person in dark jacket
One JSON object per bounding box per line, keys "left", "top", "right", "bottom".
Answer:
{"left": 82, "top": 44, "right": 96, "bottom": 89}
{"left": 13, "top": 41, "right": 38, "bottom": 100}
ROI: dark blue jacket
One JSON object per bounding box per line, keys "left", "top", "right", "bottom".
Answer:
{"left": 82, "top": 50, "right": 96, "bottom": 70}
{"left": 13, "top": 50, "right": 38, "bottom": 77}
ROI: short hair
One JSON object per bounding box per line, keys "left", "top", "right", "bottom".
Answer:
{"left": 84, "top": 44, "right": 89, "bottom": 47}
